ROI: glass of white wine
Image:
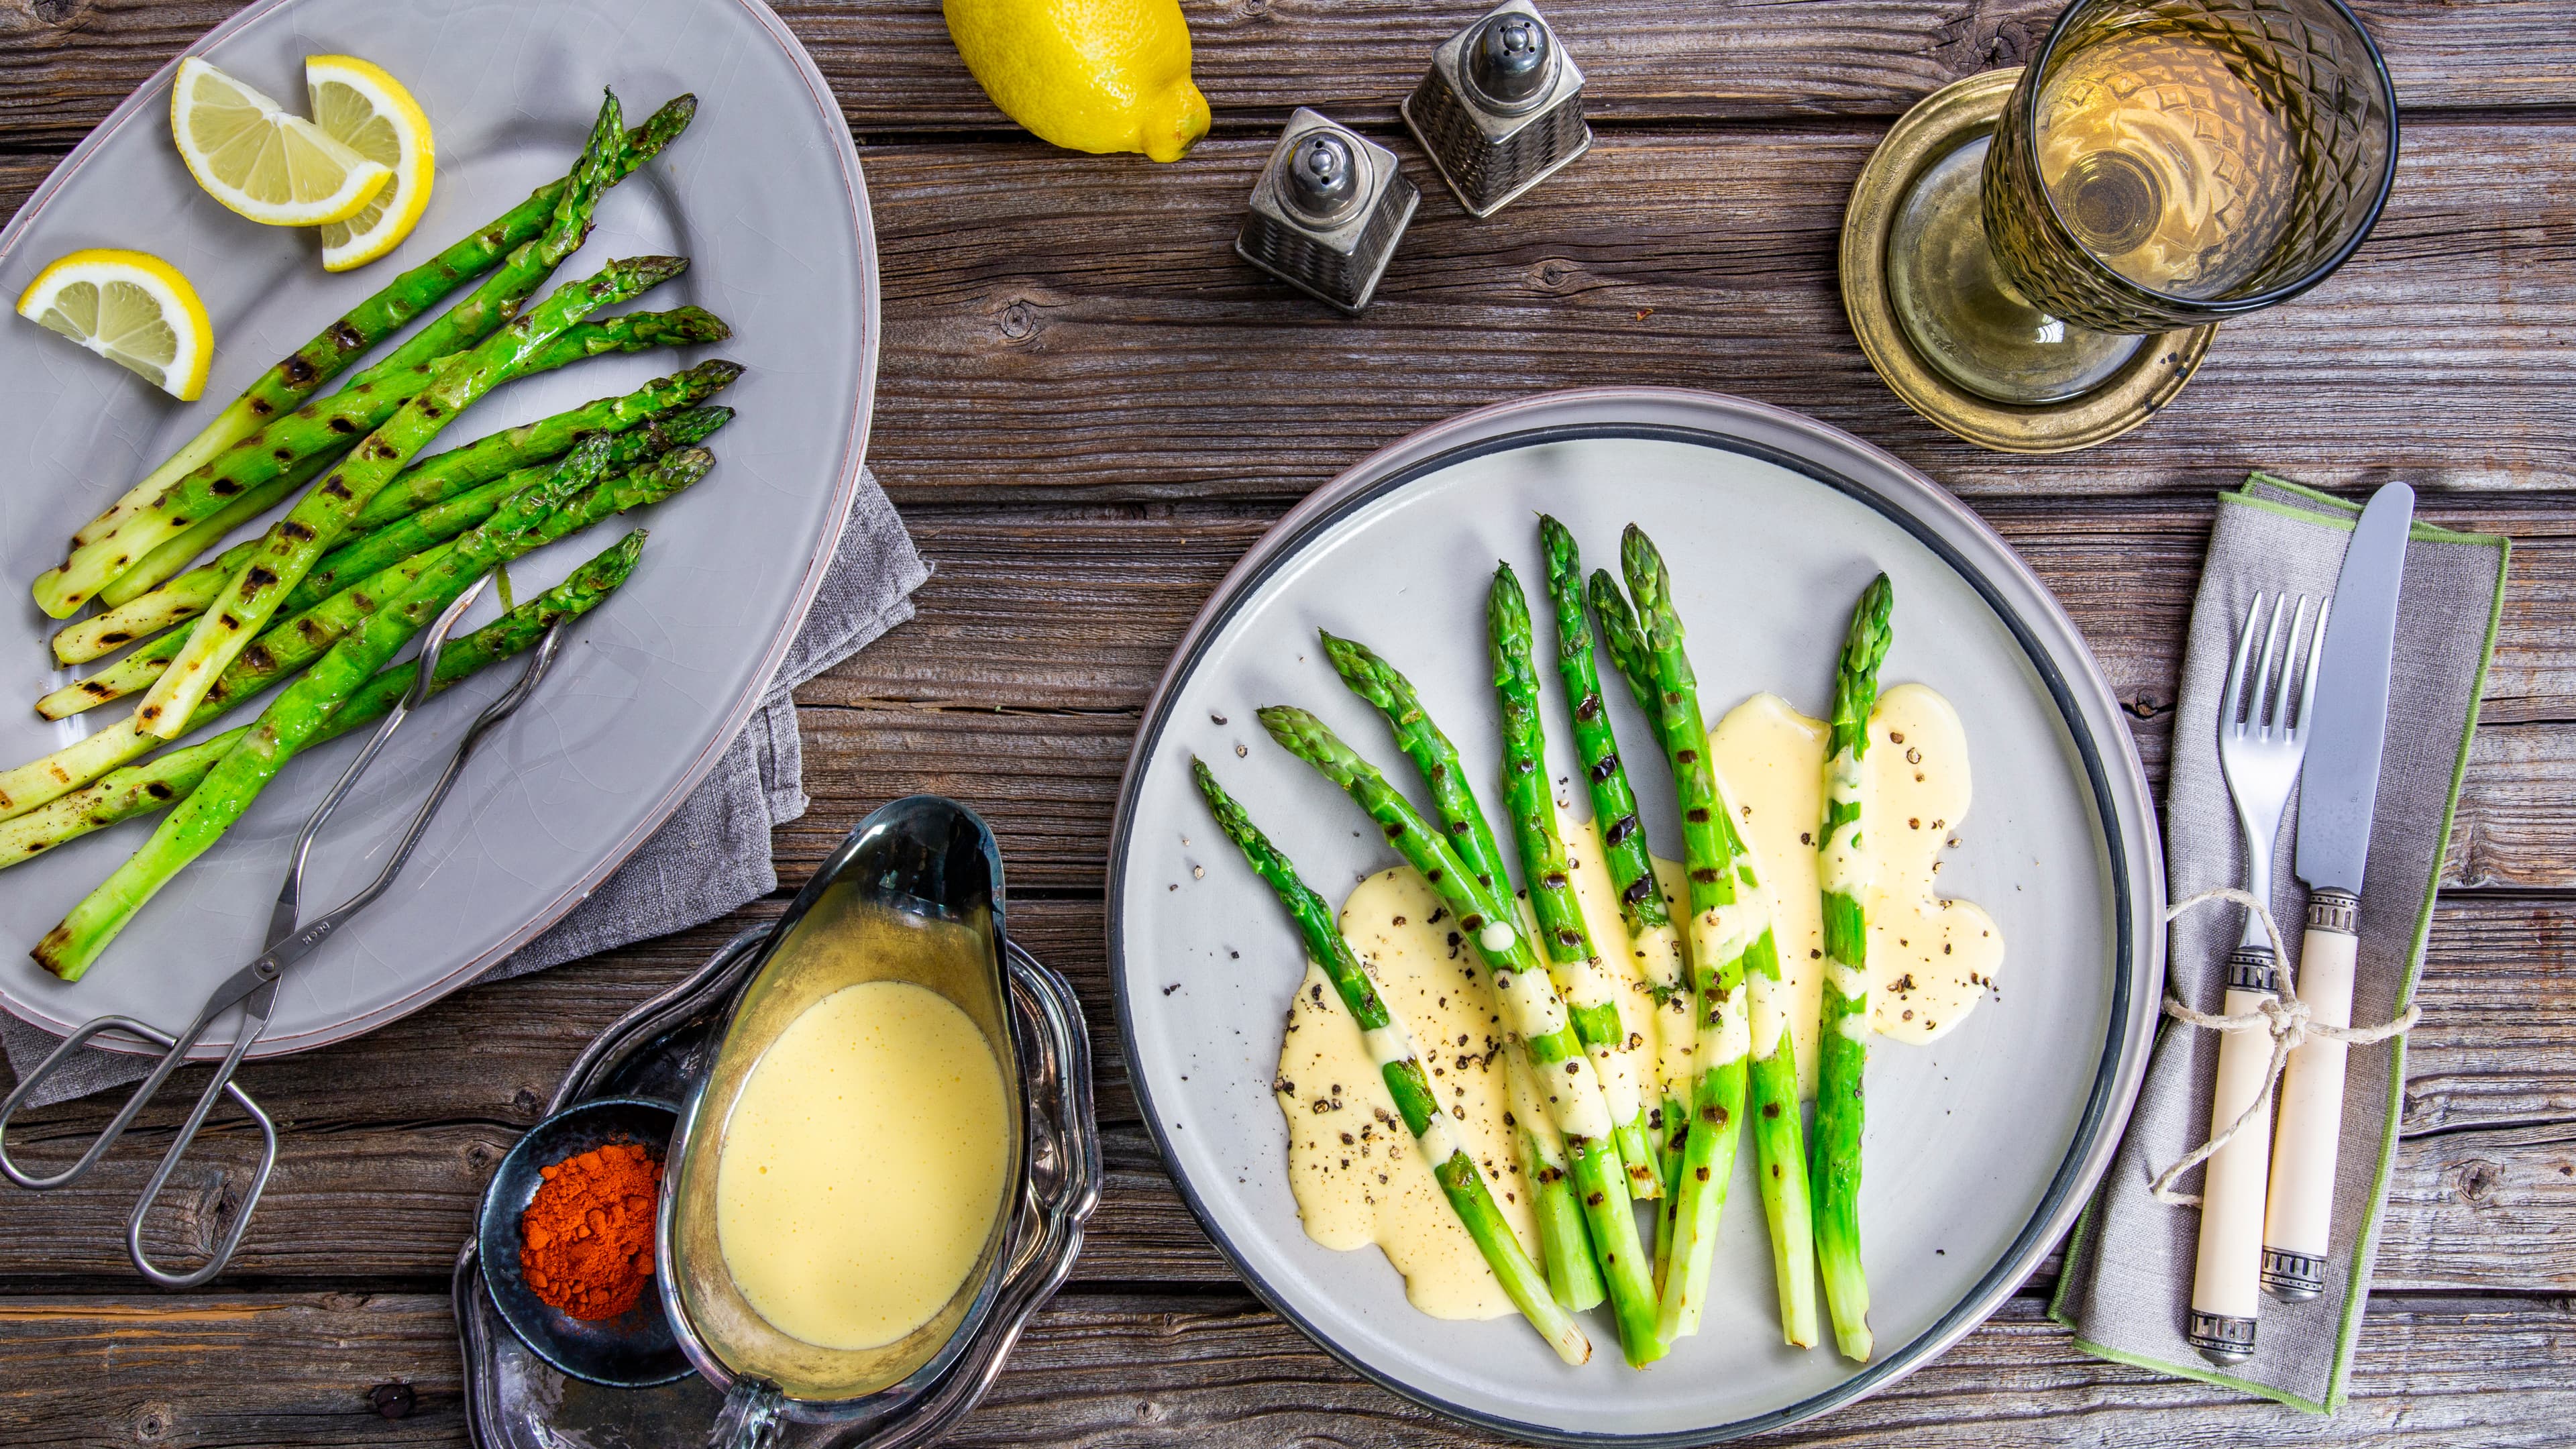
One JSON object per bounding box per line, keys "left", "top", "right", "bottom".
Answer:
{"left": 1887, "top": 0, "right": 2396, "bottom": 406}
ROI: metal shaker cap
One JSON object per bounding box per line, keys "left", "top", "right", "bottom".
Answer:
{"left": 1464, "top": 11, "right": 1554, "bottom": 113}
{"left": 1282, "top": 131, "right": 1364, "bottom": 222}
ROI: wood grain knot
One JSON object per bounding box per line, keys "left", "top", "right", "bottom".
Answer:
{"left": 11, "top": 0, "right": 85, "bottom": 30}
{"left": 368, "top": 1382, "right": 417, "bottom": 1419}
{"left": 2454, "top": 1157, "right": 2503, "bottom": 1205}
{"left": 1530, "top": 258, "right": 1599, "bottom": 294}
{"left": 1928, "top": 3, "right": 2040, "bottom": 76}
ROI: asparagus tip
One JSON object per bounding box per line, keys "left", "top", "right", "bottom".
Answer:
{"left": 634, "top": 93, "right": 700, "bottom": 152}
{"left": 1620, "top": 523, "right": 1669, "bottom": 612}
{"left": 599, "top": 255, "right": 690, "bottom": 296}
{"left": 658, "top": 305, "right": 731, "bottom": 344}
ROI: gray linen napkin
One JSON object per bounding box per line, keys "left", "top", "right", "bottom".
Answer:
{"left": 2050, "top": 474, "right": 2508, "bottom": 1411}
{"left": 0, "top": 466, "right": 926, "bottom": 1107}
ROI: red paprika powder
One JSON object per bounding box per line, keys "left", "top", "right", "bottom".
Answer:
{"left": 519, "top": 1140, "right": 663, "bottom": 1320}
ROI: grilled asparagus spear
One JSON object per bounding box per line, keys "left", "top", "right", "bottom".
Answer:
{"left": 1538, "top": 517, "right": 1693, "bottom": 1197}
{"left": 1318, "top": 629, "right": 1605, "bottom": 1312}
{"left": 1599, "top": 528, "right": 1821, "bottom": 1348}
{"left": 132, "top": 252, "right": 688, "bottom": 741}
{"left": 43, "top": 92, "right": 695, "bottom": 586}
{"left": 1815, "top": 574, "right": 1894, "bottom": 1363}
{"left": 0, "top": 535, "right": 647, "bottom": 868}
{"left": 41, "top": 439, "right": 629, "bottom": 977}
{"left": 1260, "top": 704, "right": 1665, "bottom": 1366}
{"left": 1490, "top": 563, "right": 1661, "bottom": 1199}
{"left": 1192, "top": 758, "right": 1590, "bottom": 1366}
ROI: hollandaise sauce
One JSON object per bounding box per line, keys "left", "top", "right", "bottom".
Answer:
{"left": 1272, "top": 684, "right": 2001, "bottom": 1312}
{"left": 715, "top": 980, "right": 1012, "bottom": 1351}
{"left": 1709, "top": 683, "right": 2004, "bottom": 1071}
{"left": 1274, "top": 808, "right": 1658, "bottom": 1318}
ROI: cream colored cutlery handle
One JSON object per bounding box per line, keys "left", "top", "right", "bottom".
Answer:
{"left": 2263, "top": 892, "right": 2361, "bottom": 1300}
{"left": 2186, "top": 969, "right": 2280, "bottom": 1364}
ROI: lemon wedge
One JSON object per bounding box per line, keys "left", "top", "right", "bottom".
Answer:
{"left": 305, "top": 55, "right": 435, "bottom": 271}
{"left": 15, "top": 249, "right": 215, "bottom": 400}
{"left": 169, "top": 56, "right": 389, "bottom": 226}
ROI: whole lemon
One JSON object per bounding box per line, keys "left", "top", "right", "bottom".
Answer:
{"left": 945, "top": 0, "right": 1212, "bottom": 162}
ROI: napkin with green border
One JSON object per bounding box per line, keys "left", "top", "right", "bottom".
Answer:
{"left": 2049, "top": 474, "right": 2508, "bottom": 1411}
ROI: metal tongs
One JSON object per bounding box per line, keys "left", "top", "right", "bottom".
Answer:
{"left": 0, "top": 578, "right": 564, "bottom": 1287}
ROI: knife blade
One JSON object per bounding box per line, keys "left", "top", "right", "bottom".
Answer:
{"left": 2294, "top": 482, "right": 2414, "bottom": 894}
{"left": 2263, "top": 479, "right": 2413, "bottom": 1301}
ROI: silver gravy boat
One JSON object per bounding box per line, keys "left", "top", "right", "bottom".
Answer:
{"left": 655, "top": 795, "right": 1089, "bottom": 1448}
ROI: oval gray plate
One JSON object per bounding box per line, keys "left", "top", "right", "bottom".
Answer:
{"left": 1108, "top": 388, "right": 2164, "bottom": 1443}
{"left": 0, "top": 0, "right": 875, "bottom": 1053}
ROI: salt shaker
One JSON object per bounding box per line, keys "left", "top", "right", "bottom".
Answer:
{"left": 1403, "top": 0, "right": 1592, "bottom": 218}
{"left": 1234, "top": 108, "right": 1420, "bottom": 315}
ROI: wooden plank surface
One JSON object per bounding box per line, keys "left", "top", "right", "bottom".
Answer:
{"left": 1, "top": 0, "right": 2571, "bottom": 1443}
{"left": 0, "top": 1291, "right": 2569, "bottom": 1448}
{"left": 2, "top": 0, "right": 2573, "bottom": 152}
{"left": 855, "top": 120, "right": 2576, "bottom": 506}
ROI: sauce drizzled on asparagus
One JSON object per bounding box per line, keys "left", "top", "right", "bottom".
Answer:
{"left": 1262, "top": 692, "right": 2000, "bottom": 1340}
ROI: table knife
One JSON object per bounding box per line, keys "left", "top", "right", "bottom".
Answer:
{"left": 2262, "top": 481, "right": 2414, "bottom": 1300}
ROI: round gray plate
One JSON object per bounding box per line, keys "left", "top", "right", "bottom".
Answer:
{"left": 1108, "top": 388, "right": 2163, "bottom": 1443}
{"left": 0, "top": 0, "right": 875, "bottom": 1053}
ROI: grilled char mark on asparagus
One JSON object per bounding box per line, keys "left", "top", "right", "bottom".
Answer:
{"left": 0, "top": 535, "right": 648, "bottom": 867}
{"left": 1258, "top": 704, "right": 1667, "bottom": 1366}
{"left": 42, "top": 437, "right": 645, "bottom": 978}
{"left": 1191, "top": 757, "right": 1590, "bottom": 1365}
{"left": 1815, "top": 573, "right": 1893, "bottom": 1363}
{"left": 1489, "top": 561, "right": 1662, "bottom": 1199}
{"left": 132, "top": 249, "right": 690, "bottom": 741}
{"left": 38, "top": 92, "right": 697, "bottom": 611}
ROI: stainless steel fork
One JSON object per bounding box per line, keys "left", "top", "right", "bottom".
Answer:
{"left": 2186, "top": 590, "right": 2330, "bottom": 1365}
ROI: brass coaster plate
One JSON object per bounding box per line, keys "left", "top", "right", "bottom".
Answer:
{"left": 1840, "top": 68, "right": 2216, "bottom": 455}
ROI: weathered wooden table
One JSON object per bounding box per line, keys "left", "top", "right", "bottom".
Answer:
{"left": 0, "top": 2, "right": 2567, "bottom": 1443}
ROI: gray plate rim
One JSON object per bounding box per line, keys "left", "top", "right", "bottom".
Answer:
{"left": 0, "top": 0, "right": 878, "bottom": 1058}
{"left": 1104, "top": 386, "right": 2165, "bottom": 1445}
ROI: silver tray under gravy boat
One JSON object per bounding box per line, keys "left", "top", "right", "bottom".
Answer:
{"left": 454, "top": 918, "right": 1099, "bottom": 1448}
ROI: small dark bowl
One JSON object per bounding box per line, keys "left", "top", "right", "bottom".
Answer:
{"left": 477, "top": 1096, "right": 690, "bottom": 1388}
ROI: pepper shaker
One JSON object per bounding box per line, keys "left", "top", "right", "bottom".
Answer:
{"left": 1234, "top": 108, "right": 1419, "bottom": 315}
{"left": 1403, "top": 0, "right": 1592, "bottom": 218}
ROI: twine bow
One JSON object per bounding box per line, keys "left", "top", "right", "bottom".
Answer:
{"left": 2147, "top": 887, "right": 2421, "bottom": 1208}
